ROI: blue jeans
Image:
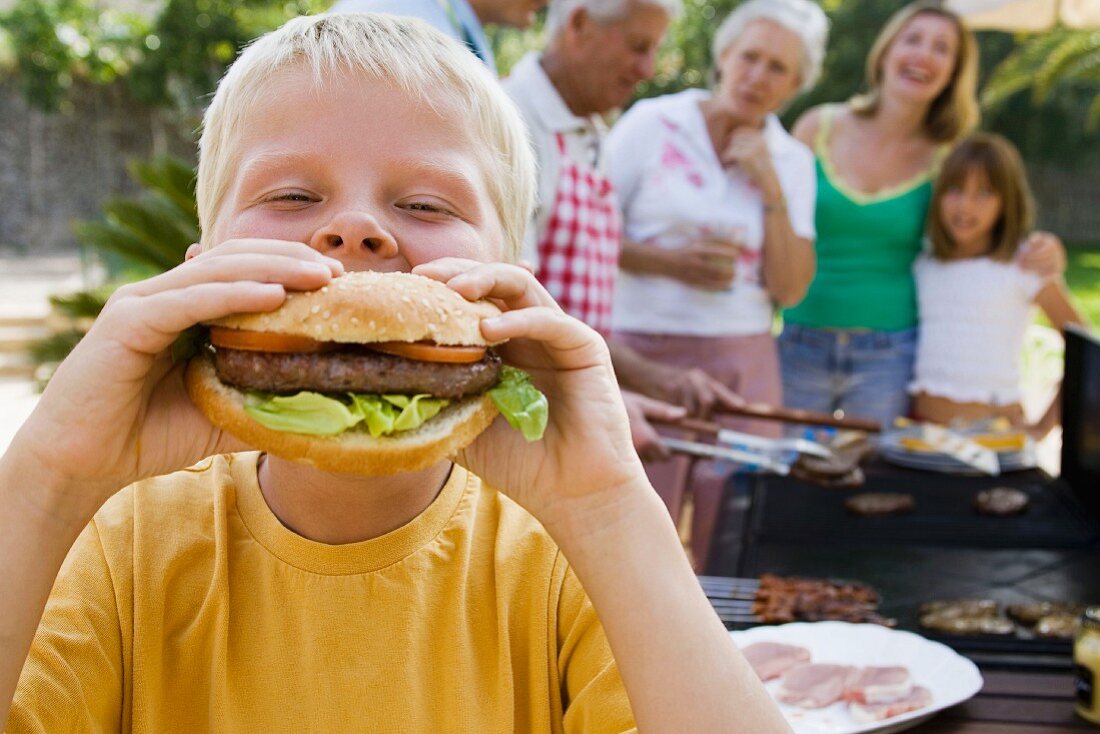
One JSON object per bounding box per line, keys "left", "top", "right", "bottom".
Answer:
{"left": 779, "top": 324, "right": 918, "bottom": 428}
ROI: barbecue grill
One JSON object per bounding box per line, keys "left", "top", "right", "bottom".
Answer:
{"left": 703, "top": 327, "right": 1100, "bottom": 670}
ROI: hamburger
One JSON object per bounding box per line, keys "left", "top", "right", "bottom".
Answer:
{"left": 184, "top": 270, "right": 547, "bottom": 475}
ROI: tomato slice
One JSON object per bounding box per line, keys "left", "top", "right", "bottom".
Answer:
{"left": 209, "top": 327, "right": 335, "bottom": 353}
{"left": 369, "top": 341, "right": 487, "bottom": 363}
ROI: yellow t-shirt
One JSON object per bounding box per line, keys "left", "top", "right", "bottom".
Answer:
{"left": 8, "top": 453, "right": 635, "bottom": 733}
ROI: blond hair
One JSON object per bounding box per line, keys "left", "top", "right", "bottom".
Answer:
{"left": 928, "top": 133, "right": 1034, "bottom": 263}
{"left": 197, "top": 13, "right": 536, "bottom": 261}
{"left": 851, "top": 1, "right": 979, "bottom": 143}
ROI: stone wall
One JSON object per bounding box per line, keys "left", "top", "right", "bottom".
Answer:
{"left": 0, "top": 79, "right": 194, "bottom": 256}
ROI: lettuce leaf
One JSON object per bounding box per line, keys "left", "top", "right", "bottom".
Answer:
{"left": 488, "top": 366, "right": 548, "bottom": 442}
{"left": 245, "top": 391, "right": 365, "bottom": 436}
{"left": 242, "top": 367, "right": 548, "bottom": 442}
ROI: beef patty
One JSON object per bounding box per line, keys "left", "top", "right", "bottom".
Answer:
{"left": 973, "top": 487, "right": 1029, "bottom": 516}
{"left": 845, "top": 492, "right": 915, "bottom": 516}
{"left": 213, "top": 346, "right": 502, "bottom": 399}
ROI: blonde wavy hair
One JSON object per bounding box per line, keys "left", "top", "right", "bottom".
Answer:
{"left": 851, "top": 1, "right": 979, "bottom": 143}
{"left": 197, "top": 13, "right": 536, "bottom": 261}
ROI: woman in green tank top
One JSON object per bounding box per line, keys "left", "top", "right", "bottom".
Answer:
{"left": 779, "top": 1, "right": 1064, "bottom": 427}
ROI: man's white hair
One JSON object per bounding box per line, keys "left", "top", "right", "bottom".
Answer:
{"left": 545, "top": 0, "right": 682, "bottom": 40}
{"left": 711, "top": 0, "right": 830, "bottom": 93}
{"left": 198, "top": 13, "right": 536, "bottom": 261}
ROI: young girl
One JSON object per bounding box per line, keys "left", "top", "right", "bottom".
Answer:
{"left": 911, "top": 133, "right": 1085, "bottom": 437}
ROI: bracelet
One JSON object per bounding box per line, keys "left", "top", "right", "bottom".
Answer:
{"left": 763, "top": 196, "right": 787, "bottom": 214}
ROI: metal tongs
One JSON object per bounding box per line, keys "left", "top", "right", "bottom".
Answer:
{"left": 652, "top": 416, "right": 836, "bottom": 476}
{"left": 661, "top": 436, "right": 793, "bottom": 475}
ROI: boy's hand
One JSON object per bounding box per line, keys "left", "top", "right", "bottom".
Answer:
{"left": 413, "top": 259, "right": 648, "bottom": 530}
{"left": 10, "top": 240, "right": 342, "bottom": 522}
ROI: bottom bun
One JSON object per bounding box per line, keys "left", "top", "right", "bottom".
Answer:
{"left": 185, "top": 353, "right": 499, "bottom": 475}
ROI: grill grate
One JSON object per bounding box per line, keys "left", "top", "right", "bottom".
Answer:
{"left": 748, "top": 471, "right": 1098, "bottom": 549}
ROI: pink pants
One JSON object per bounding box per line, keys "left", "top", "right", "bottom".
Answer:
{"left": 613, "top": 331, "right": 782, "bottom": 568}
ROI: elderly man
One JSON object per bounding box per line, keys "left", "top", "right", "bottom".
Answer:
{"left": 328, "top": 0, "right": 545, "bottom": 73}
{"left": 504, "top": 0, "right": 743, "bottom": 461}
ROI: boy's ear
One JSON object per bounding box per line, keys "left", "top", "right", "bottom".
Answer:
{"left": 185, "top": 243, "right": 203, "bottom": 261}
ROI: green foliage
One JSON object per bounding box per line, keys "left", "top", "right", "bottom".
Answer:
{"left": 984, "top": 29, "right": 1100, "bottom": 132}
{"left": 0, "top": 0, "right": 148, "bottom": 111}
{"left": 0, "top": 0, "right": 324, "bottom": 113}
{"left": 128, "top": 0, "right": 318, "bottom": 109}
{"left": 72, "top": 155, "right": 199, "bottom": 274}
{"left": 49, "top": 286, "right": 114, "bottom": 321}
{"left": 30, "top": 154, "right": 199, "bottom": 375}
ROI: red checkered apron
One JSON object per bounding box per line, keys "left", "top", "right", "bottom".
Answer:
{"left": 536, "top": 132, "right": 621, "bottom": 336}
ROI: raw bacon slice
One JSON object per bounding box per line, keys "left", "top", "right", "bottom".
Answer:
{"left": 740, "top": 642, "right": 812, "bottom": 681}
{"left": 842, "top": 666, "right": 913, "bottom": 704}
{"left": 849, "top": 686, "right": 933, "bottom": 723}
{"left": 777, "top": 664, "right": 858, "bottom": 708}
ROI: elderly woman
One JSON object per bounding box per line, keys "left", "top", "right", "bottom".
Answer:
{"left": 782, "top": 1, "right": 1065, "bottom": 427}
{"left": 604, "top": 0, "right": 828, "bottom": 565}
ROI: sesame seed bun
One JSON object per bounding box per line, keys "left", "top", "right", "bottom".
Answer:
{"left": 185, "top": 270, "right": 504, "bottom": 475}
{"left": 208, "top": 270, "right": 502, "bottom": 346}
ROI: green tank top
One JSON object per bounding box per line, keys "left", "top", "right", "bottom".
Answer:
{"left": 784, "top": 107, "right": 944, "bottom": 331}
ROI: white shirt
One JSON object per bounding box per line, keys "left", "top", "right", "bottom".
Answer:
{"left": 502, "top": 52, "right": 608, "bottom": 268}
{"left": 911, "top": 253, "right": 1046, "bottom": 405}
{"left": 605, "top": 88, "right": 816, "bottom": 337}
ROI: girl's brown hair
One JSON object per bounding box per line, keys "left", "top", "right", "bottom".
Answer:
{"left": 928, "top": 133, "right": 1034, "bottom": 262}
{"left": 851, "top": 1, "right": 979, "bottom": 143}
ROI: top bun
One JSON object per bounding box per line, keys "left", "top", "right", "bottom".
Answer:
{"left": 208, "top": 270, "right": 501, "bottom": 346}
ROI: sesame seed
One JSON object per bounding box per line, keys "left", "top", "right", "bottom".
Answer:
{"left": 351, "top": 317, "right": 360, "bottom": 325}
{"left": 368, "top": 320, "right": 376, "bottom": 330}
{"left": 322, "top": 310, "right": 331, "bottom": 319}
{"left": 311, "top": 305, "right": 320, "bottom": 314}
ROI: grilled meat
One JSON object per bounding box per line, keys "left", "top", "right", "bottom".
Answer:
{"left": 213, "top": 346, "right": 502, "bottom": 399}
{"left": 919, "top": 599, "right": 1015, "bottom": 635}
{"left": 845, "top": 492, "right": 915, "bottom": 516}
{"left": 974, "top": 487, "right": 1029, "bottom": 516}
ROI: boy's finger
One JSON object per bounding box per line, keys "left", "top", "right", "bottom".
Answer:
{"left": 412, "top": 257, "right": 483, "bottom": 281}
{"left": 431, "top": 262, "right": 561, "bottom": 311}
{"left": 102, "top": 281, "right": 288, "bottom": 356}
{"left": 117, "top": 253, "right": 335, "bottom": 300}
{"left": 209, "top": 239, "right": 345, "bottom": 273}
{"left": 480, "top": 307, "right": 605, "bottom": 369}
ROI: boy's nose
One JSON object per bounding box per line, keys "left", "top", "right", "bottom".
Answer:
{"left": 309, "top": 211, "right": 400, "bottom": 263}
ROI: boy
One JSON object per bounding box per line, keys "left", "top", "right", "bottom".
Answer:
{"left": 0, "top": 14, "right": 788, "bottom": 732}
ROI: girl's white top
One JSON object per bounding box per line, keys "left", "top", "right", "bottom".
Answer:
{"left": 605, "top": 89, "right": 816, "bottom": 337}
{"left": 910, "top": 252, "right": 1046, "bottom": 405}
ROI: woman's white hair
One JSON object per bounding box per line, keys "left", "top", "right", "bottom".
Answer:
{"left": 711, "top": 0, "right": 830, "bottom": 93}
{"left": 198, "top": 13, "right": 536, "bottom": 261}
{"left": 545, "top": 0, "right": 682, "bottom": 40}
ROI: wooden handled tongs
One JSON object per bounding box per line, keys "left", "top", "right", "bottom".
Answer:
{"left": 713, "top": 402, "right": 882, "bottom": 433}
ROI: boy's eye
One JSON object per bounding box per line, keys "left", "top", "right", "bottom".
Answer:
{"left": 401, "top": 199, "right": 457, "bottom": 218}
{"left": 263, "top": 191, "right": 316, "bottom": 206}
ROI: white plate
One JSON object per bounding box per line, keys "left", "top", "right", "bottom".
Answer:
{"left": 730, "top": 622, "right": 983, "bottom": 734}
